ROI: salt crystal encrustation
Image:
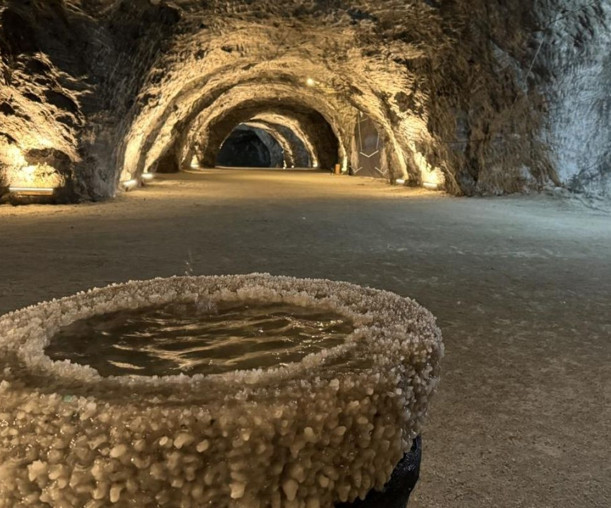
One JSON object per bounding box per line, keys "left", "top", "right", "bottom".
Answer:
{"left": 0, "top": 274, "right": 443, "bottom": 506}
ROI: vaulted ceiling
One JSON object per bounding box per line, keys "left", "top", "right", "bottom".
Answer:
{"left": 0, "top": 0, "right": 609, "bottom": 201}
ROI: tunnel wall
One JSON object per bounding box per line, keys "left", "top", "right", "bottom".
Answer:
{"left": 535, "top": 0, "right": 611, "bottom": 198}
{"left": 0, "top": 0, "right": 609, "bottom": 201}
{"left": 0, "top": 0, "right": 180, "bottom": 200}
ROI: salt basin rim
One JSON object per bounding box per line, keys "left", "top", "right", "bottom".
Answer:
{"left": 0, "top": 274, "right": 443, "bottom": 507}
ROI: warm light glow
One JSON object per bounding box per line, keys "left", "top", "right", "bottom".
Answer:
{"left": 141, "top": 173, "right": 154, "bottom": 182}
{"left": 190, "top": 155, "right": 200, "bottom": 168}
{"left": 121, "top": 134, "right": 144, "bottom": 182}
{"left": 37, "top": 137, "right": 53, "bottom": 149}
{"left": 121, "top": 179, "right": 139, "bottom": 191}
{"left": 306, "top": 78, "right": 316, "bottom": 87}
{"left": 413, "top": 151, "right": 445, "bottom": 190}
{"left": 396, "top": 179, "right": 406, "bottom": 185}
{"left": 20, "top": 165, "right": 37, "bottom": 181}
{"left": 6, "top": 145, "right": 27, "bottom": 167}
{"left": 5, "top": 154, "right": 64, "bottom": 189}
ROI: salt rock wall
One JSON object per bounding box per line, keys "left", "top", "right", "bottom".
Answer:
{"left": 534, "top": 0, "right": 611, "bottom": 198}
{"left": 0, "top": 0, "right": 180, "bottom": 201}
{"left": 0, "top": 0, "right": 609, "bottom": 201}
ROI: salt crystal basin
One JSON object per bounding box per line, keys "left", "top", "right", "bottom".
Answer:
{"left": 0, "top": 274, "right": 443, "bottom": 507}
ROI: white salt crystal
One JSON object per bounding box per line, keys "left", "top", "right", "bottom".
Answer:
{"left": 109, "top": 483, "right": 122, "bottom": 503}
{"left": 282, "top": 479, "right": 299, "bottom": 501}
{"left": 0, "top": 274, "right": 443, "bottom": 507}
{"left": 109, "top": 445, "right": 127, "bottom": 458}
{"left": 196, "top": 439, "right": 210, "bottom": 453}
{"left": 173, "top": 433, "right": 194, "bottom": 449}
{"left": 27, "top": 461, "right": 47, "bottom": 481}
{"left": 230, "top": 481, "right": 246, "bottom": 499}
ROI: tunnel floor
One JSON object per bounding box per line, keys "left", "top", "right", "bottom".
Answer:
{"left": 0, "top": 170, "right": 609, "bottom": 507}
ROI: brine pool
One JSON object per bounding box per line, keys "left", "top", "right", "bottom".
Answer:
{"left": 45, "top": 302, "right": 355, "bottom": 377}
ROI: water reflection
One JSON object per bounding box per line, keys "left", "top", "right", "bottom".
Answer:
{"left": 45, "top": 302, "right": 353, "bottom": 376}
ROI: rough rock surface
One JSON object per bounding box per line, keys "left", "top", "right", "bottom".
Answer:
{"left": 0, "top": 0, "right": 609, "bottom": 201}
{"left": 535, "top": 0, "right": 611, "bottom": 198}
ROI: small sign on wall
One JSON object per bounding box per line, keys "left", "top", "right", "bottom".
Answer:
{"left": 352, "top": 112, "right": 388, "bottom": 178}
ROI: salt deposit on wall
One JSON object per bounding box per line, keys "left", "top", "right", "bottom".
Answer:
{"left": 534, "top": 0, "right": 611, "bottom": 198}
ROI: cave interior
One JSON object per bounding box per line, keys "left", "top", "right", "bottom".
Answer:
{"left": 0, "top": 1, "right": 610, "bottom": 507}
{"left": 1, "top": 0, "right": 608, "bottom": 201}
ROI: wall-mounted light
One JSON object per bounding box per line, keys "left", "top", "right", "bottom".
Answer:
{"left": 7, "top": 158, "right": 64, "bottom": 192}
{"left": 121, "top": 179, "right": 138, "bottom": 191}
{"left": 8, "top": 186, "right": 56, "bottom": 196}
{"left": 341, "top": 157, "right": 349, "bottom": 173}
{"left": 413, "top": 151, "right": 445, "bottom": 191}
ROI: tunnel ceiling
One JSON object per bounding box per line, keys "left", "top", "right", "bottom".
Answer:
{"left": 0, "top": 0, "right": 609, "bottom": 202}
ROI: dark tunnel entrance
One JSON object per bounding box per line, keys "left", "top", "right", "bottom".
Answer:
{"left": 216, "top": 125, "right": 283, "bottom": 168}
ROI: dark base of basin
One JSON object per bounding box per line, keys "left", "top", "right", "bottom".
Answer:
{"left": 335, "top": 436, "right": 422, "bottom": 508}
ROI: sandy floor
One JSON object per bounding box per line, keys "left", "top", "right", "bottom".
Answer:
{"left": 1, "top": 169, "right": 609, "bottom": 507}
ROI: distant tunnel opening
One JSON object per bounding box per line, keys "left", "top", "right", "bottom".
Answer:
{"left": 194, "top": 99, "right": 342, "bottom": 172}
{"left": 216, "top": 125, "right": 282, "bottom": 168}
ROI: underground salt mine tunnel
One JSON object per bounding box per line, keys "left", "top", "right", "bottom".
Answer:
{"left": 0, "top": 1, "right": 610, "bottom": 507}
